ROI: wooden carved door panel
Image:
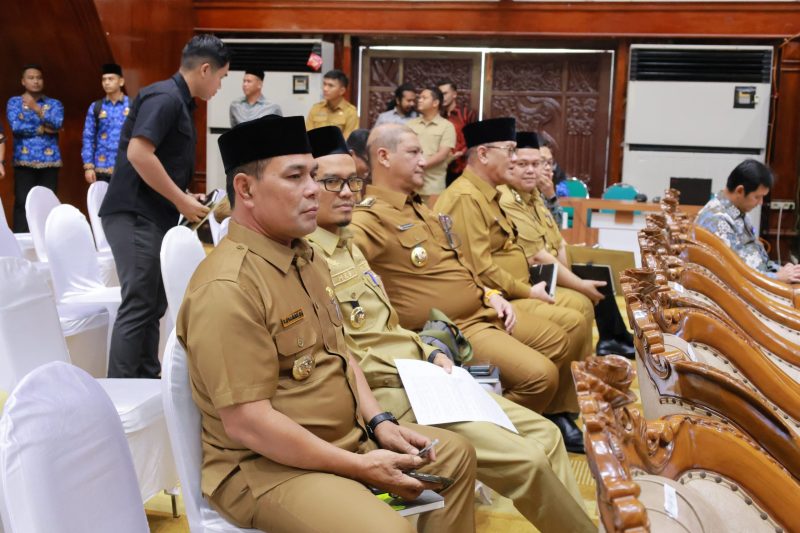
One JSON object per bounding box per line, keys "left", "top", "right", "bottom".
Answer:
{"left": 361, "top": 51, "right": 481, "bottom": 129}
{"left": 485, "top": 53, "right": 612, "bottom": 196}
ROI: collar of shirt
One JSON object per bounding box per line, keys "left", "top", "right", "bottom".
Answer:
{"left": 239, "top": 94, "right": 266, "bottom": 107}
{"left": 227, "top": 220, "right": 312, "bottom": 273}
{"left": 715, "top": 191, "right": 745, "bottom": 220}
{"left": 461, "top": 167, "right": 499, "bottom": 202}
{"left": 417, "top": 114, "right": 444, "bottom": 127}
{"left": 325, "top": 99, "right": 347, "bottom": 112}
{"left": 364, "top": 184, "right": 412, "bottom": 211}
{"left": 171, "top": 72, "right": 196, "bottom": 112}
{"left": 104, "top": 94, "right": 128, "bottom": 105}
{"left": 308, "top": 226, "right": 348, "bottom": 256}
{"left": 506, "top": 185, "right": 534, "bottom": 205}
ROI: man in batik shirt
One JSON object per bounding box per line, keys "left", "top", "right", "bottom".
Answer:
{"left": 696, "top": 159, "right": 800, "bottom": 283}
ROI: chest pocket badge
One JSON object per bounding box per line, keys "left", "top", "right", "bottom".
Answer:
{"left": 349, "top": 305, "right": 366, "bottom": 329}
{"left": 292, "top": 355, "right": 315, "bottom": 380}
{"left": 410, "top": 246, "right": 428, "bottom": 267}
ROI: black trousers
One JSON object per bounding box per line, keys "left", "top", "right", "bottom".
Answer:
{"left": 95, "top": 172, "right": 112, "bottom": 183}
{"left": 13, "top": 166, "right": 58, "bottom": 233}
{"left": 102, "top": 212, "right": 167, "bottom": 378}
{"left": 595, "top": 294, "right": 632, "bottom": 343}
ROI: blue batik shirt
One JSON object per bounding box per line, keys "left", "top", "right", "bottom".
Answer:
{"left": 6, "top": 95, "right": 64, "bottom": 168}
{"left": 81, "top": 95, "right": 130, "bottom": 174}
{"left": 695, "top": 191, "right": 778, "bottom": 277}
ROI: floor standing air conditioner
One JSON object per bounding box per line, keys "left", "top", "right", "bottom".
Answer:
{"left": 622, "top": 44, "right": 774, "bottom": 233}
{"left": 205, "top": 39, "right": 334, "bottom": 192}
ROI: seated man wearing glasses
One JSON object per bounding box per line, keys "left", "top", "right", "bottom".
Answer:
{"left": 435, "top": 118, "right": 590, "bottom": 453}
{"left": 306, "top": 125, "right": 594, "bottom": 533}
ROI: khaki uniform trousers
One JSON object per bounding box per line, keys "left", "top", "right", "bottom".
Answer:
{"left": 463, "top": 309, "right": 569, "bottom": 414}
{"left": 208, "top": 422, "right": 477, "bottom": 533}
{"left": 392, "top": 390, "right": 594, "bottom": 533}
{"left": 511, "top": 298, "right": 590, "bottom": 414}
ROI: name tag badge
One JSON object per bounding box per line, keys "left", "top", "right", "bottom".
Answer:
{"left": 280, "top": 309, "right": 305, "bottom": 328}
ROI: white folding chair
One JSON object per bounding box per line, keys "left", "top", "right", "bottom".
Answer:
{"left": 162, "top": 332, "right": 259, "bottom": 533}
{"left": 24, "top": 186, "right": 60, "bottom": 262}
{"left": 86, "top": 181, "right": 111, "bottom": 252}
{"left": 0, "top": 223, "right": 21, "bottom": 259}
{"left": 0, "top": 257, "right": 177, "bottom": 503}
{"left": 218, "top": 217, "right": 230, "bottom": 243}
{"left": 160, "top": 226, "right": 206, "bottom": 325}
{"left": 0, "top": 362, "right": 149, "bottom": 533}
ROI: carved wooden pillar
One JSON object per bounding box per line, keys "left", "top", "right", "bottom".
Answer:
{"left": 765, "top": 41, "right": 800, "bottom": 259}
{"left": 607, "top": 39, "right": 630, "bottom": 189}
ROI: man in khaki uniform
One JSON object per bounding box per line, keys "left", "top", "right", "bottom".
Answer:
{"left": 177, "top": 115, "right": 477, "bottom": 533}
{"left": 435, "top": 118, "right": 590, "bottom": 452}
{"left": 500, "top": 132, "right": 634, "bottom": 357}
{"left": 350, "top": 124, "right": 571, "bottom": 417}
{"left": 407, "top": 86, "right": 456, "bottom": 205}
{"left": 306, "top": 125, "right": 594, "bottom": 532}
{"left": 305, "top": 69, "right": 358, "bottom": 138}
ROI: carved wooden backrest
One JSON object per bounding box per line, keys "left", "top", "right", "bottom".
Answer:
{"left": 574, "top": 356, "right": 800, "bottom": 533}
{"left": 639, "top": 231, "right": 800, "bottom": 339}
{"left": 620, "top": 269, "right": 800, "bottom": 480}
{"left": 682, "top": 223, "right": 799, "bottom": 308}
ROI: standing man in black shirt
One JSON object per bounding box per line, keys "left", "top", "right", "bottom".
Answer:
{"left": 100, "top": 34, "right": 230, "bottom": 378}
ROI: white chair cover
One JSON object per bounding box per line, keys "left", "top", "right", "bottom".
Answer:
{"left": 0, "top": 362, "right": 149, "bottom": 533}
{"left": 0, "top": 196, "right": 34, "bottom": 262}
{"left": 0, "top": 258, "right": 70, "bottom": 393}
{"left": 160, "top": 226, "right": 206, "bottom": 325}
{"left": 44, "top": 205, "right": 120, "bottom": 353}
{"left": 24, "top": 186, "right": 60, "bottom": 262}
{"left": 218, "top": 217, "right": 230, "bottom": 243}
{"left": 162, "top": 332, "right": 259, "bottom": 533}
{"left": 208, "top": 190, "right": 227, "bottom": 246}
{"left": 0, "top": 257, "right": 177, "bottom": 502}
{"left": 86, "top": 181, "right": 110, "bottom": 252}
{"left": 0, "top": 223, "right": 21, "bottom": 259}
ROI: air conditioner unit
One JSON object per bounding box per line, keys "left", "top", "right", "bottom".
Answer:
{"left": 205, "top": 39, "right": 334, "bottom": 192}
{"left": 621, "top": 44, "right": 774, "bottom": 233}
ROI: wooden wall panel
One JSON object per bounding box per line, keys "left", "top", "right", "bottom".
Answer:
{"left": 0, "top": 0, "right": 113, "bottom": 225}
{"left": 194, "top": 2, "right": 800, "bottom": 39}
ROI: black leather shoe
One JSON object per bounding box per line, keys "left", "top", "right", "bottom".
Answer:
{"left": 596, "top": 339, "right": 635, "bottom": 359}
{"left": 544, "top": 413, "right": 585, "bottom": 454}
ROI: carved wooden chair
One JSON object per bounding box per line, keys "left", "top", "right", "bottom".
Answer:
{"left": 620, "top": 269, "right": 800, "bottom": 480}
{"left": 574, "top": 355, "right": 800, "bottom": 533}
{"left": 639, "top": 230, "right": 800, "bottom": 349}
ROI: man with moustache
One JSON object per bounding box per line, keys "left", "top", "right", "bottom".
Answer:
{"left": 6, "top": 64, "right": 64, "bottom": 232}
{"left": 178, "top": 115, "right": 477, "bottom": 533}
{"left": 349, "top": 124, "right": 571, "bottom": 421}
{"left": 306, "top": 125, "right": 594, "bottom": 532}
{"left": 374, "top": 83, "right": 419, "bottom": 126}
{"left": 435, "top": 119, "right": 589, "bottom": 452}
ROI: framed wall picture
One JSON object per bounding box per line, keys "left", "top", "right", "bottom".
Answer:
{"left": 293, "top": 75, "right": 309, "bottom": 94}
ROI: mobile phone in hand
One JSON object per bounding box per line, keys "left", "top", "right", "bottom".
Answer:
{"left": 404, "top": 470, "right": 454, "bottom": 489}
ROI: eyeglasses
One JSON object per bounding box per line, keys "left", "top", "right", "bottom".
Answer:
{"left": 484, "top": 144, "right": 517, "bottom": 157}
{"left": 438, "top": 213, "right": 462, "bottom": 250}
{"left": 541, "top": 159, "right": 554, "bottom": 168}
{"left": 317, "top": 176, "right": 365, "bottom": 193}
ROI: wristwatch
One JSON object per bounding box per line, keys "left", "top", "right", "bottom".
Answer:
{"left": 366, "top": 411, "right": 398, "bottom": 441}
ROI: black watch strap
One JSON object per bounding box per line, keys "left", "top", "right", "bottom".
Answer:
{"left": 366, "top": 411, "right": 398, "bottom": 440}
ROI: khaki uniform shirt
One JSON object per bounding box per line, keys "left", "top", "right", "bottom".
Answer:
{"left": 177, "top": 221, "right": 367, "bottom": 500}
{"left": 308, "top": 226, "right": 438, "bottom": 419}
{"left": 407, "top": 115, "right": 456, "bottom": 196}
{"left": 498, "top": 185, "right": 563, "bottom": 258}
{"left": 435, "top": 169, "right": 532, "bottom": 300}
{"left": 305, "top": 99, "right": 359, "bottom": 138}
{"left": 350, "top": 184, "right": 497, "bottom": 333}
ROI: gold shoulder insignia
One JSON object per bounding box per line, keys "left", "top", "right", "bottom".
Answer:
{"left": 356, "top": 197, "right": 376, "bottom": 208}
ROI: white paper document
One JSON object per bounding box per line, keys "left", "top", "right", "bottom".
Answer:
{"left": 394, "top": 359, "right": 517, "bottom": 433}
